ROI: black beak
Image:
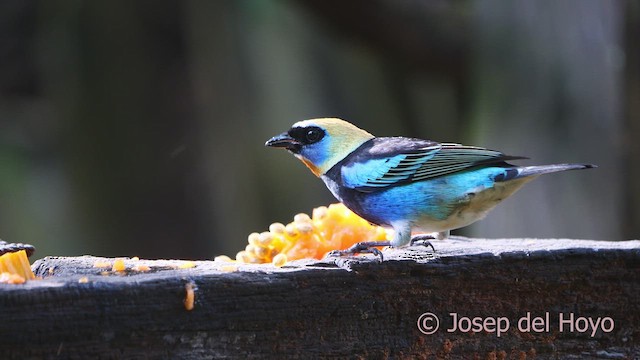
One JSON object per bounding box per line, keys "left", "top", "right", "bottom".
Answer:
{"left": 265, "top": 132, "right": 301, "bottom": 152}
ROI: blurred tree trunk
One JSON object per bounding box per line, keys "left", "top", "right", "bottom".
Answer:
{"left": 37, "top": 1, "right": 209, "bottom": 258}
{"left": 183, "top": 0, "right": 264, "bottom": 256}
{"left": 624, "top": 0, "right": 640, "bottom": 238}
{"left": 468, "top": 0, "right": 624, "bottom": 240}
{"left": 296, "top": 0, "right": 471, "bottom": 139}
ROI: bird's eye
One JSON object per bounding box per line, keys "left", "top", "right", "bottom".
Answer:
{"left": 305, "top": 128, "right": 323, "bottom": 143}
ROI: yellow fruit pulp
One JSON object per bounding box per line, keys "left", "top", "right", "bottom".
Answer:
{"left": 223, "top": 203, "right": 389, "bottom": 267}
{"left": 0, "top": 250, "right": 35, "bottom": 283}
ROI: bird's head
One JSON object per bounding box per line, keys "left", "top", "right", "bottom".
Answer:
{"left": 265, "top": 118, "right": 374, "bottom": 176}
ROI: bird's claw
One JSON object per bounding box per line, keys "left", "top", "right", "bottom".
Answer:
{"left": 327, "top": 241, "right": 390, "bottom": 263}
{"left": 409, "top": 235, "right": 437, "bottom": 252}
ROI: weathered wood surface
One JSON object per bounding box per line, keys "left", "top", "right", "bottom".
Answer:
{"left": 1, "top": 238, "right": 639, "bottom": 359}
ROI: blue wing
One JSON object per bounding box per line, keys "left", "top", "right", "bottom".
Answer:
{"left": 340, "top": 137, "right": 522, "bottom": 192}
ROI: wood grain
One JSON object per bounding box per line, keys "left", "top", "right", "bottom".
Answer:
{"left": 1, "top": 238, "right": 639, "bottom": 359}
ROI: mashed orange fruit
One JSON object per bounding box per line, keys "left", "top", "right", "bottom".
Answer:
{"left": 220, "top": 203, "right": 389, "bottom": 267}
{"left": 0, "top": 250, "right": 35, "bottom": 284}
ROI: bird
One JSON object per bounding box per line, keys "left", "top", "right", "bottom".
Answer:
{"left": 265, "top": 118, "right": 595, "bottom": 260}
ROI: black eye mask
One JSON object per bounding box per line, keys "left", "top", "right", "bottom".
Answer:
{"left": 288, "top": 126, "right": 325, "bottom": 145}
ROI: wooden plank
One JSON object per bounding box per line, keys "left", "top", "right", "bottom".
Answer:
{"left": 1, "top": 238, "right": 639, "bottom": 359}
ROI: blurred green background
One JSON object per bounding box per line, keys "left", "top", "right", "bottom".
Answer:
{"left": 1, "top": 0, "right": 638, "bottom": 260}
